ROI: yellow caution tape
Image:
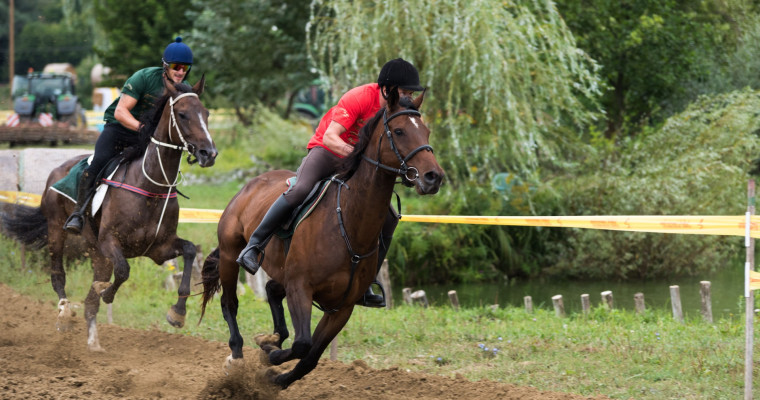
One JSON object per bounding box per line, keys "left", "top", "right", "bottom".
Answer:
{"left": 403, "top": 214, "right": 760, "bottom": 238}
{"left": 750, "top": 270, "right": 760, "bottom": 291}
{"left": 1, "top": 190, "right": 759, "bottom": 237}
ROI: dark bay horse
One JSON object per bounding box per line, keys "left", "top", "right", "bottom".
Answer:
{"left": 200, "top": 90, "right": 444, "bottom": 388}
{"left": 1, "top": 75, "right": 217, "bottom": 351}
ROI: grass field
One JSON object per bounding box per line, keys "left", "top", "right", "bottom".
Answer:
{"left": 0, "top": 225, "right": 756, "bottom": 399}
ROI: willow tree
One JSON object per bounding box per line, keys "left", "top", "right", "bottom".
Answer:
{"left": 308, "top": 0, "right": 603, "bottom": 187}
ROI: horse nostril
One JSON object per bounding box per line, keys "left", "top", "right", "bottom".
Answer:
{"left": 424, "top": 171, "right": 441, "bottom": 185}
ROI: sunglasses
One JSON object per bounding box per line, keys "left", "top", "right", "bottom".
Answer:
{"left": 166, "top": 63, "right": 191, "bottom": 72}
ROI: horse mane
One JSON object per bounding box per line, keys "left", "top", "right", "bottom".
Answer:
{"left": 121, "top": 81, "right": 195, "bottom": 162}
{"left": 336, "top": 95, "right": 418, "bottom": 181}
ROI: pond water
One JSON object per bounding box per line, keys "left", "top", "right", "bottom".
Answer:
{"left": 392, "top": 262, "right": 750, "bottom": 320}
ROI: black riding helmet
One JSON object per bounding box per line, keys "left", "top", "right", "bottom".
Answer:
{"left": 377, "top": 58, "right": 424, "bottom": 94}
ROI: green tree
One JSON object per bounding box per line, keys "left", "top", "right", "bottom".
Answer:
{"left": 309, "top": 0, "right": 603, "bottom": 183}
{"left": 556, "top": 0, "right": 735, "bottom": 139}
{"left": 187, "top": 0, "right": 316, "bottom": 123}
{"left": 93, "top": 0, "right": 198, "bottom": 78}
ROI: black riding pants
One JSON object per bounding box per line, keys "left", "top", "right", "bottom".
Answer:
{"left": 283, "top": 146, "right": 400, "bottom": 237}
{"left": 85, "top": 123, "right": 140, "bottom": 176}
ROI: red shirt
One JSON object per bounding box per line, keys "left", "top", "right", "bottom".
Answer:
{"left": 307, "top": 83, "right": 381, "bottom": 157}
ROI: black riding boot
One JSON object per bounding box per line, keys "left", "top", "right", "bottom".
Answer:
{"left": 237, "top": 194, "right": 294, "bottom": 275}
{"left": 357, "top": 234, "right": 393, "bottom": 308}
{"left": 63, "top": 170, "right": 97, "bottom": 234}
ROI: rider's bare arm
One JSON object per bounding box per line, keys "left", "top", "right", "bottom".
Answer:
{"left": 114, "top": 94, "right": 141, "bottom": 132}
{"left": 322, "top": 121, "right": 354, "bottom": 157}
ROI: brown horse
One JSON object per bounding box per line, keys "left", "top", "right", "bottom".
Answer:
{"left": 1, "top": 75, "right": 217, "bottom": 351}
{"left": 200, "top": 90, "right": 444, "bottom": 388}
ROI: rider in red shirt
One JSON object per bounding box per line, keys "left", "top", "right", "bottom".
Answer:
{"left": 237, "top": 58, "right": 424, "bottom": 308}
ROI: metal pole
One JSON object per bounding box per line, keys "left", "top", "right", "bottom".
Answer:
{"left": 745, "top": 179, "right": 755, "bottom": 400}
{"left": 9, "top": 0, "right": 14, "bottom": 93}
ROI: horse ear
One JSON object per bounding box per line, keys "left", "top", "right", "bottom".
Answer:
{"left": 163, "top": 73, "right": 178, "bottom": 97}
{"left": 412, "top": 88, "right": 426, "bottom": 110}
{"left": 193, "top": 73, "right": 206, "bottom": 96}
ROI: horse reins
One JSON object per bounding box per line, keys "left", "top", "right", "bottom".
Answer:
{"left": 139, "top": 91, "right": 198, "bottom": 255}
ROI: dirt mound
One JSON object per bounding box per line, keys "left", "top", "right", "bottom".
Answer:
{"left": 0, "top": 283, "right": 608, "bottom": 399}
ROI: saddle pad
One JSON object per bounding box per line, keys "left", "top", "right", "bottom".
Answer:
{"left": 48, "top": 155, "right": 118, "bottom": 215}
{"left": 49, "top": 157, "right": 89, "bottom": 202}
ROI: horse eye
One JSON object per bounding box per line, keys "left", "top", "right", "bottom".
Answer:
{"left": 178, "top": 112, "right": 188, "bottom": 120}
{"left": 394, "top": 128, "right": 404, "bottom": 136}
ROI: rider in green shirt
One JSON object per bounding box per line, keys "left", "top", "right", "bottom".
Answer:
{"left": 64, "top": 37, "right": 194, "bottom": 234}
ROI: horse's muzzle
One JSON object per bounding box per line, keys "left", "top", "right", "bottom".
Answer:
{"left": 196, "top": 147, "right": 218, "bottom": 168}
{"left": 415, "top": 168, "right": 444, "bottom": 195}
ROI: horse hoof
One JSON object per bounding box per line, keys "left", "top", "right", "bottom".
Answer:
{"left": 88, "top": 343, "right": 105, "bottom": 352}
{"left": 254, "top": 333, "right": 280, "bottom": 347}
{"left": 56, "top": 299, "right": 73, "bottom": 332}
{"left": 166, "top": 307, "right": 186, "bottom": 328}
{"left": 92, "top": 281, "right": 112, "bottom": 295}
{"left": 223, "top": 354, "right": 245, "bottom": 375}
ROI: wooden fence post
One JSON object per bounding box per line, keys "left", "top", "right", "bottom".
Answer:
{"left": 580, "top": 294, "right": 590, "bottom": 315}
{"left": 378, "top": 259, "right": 393, "bottom": 309}
{"left": 552, "top": 295, "right": 565, "bottom": 318}
{"left": 670, "top": 285, "right": 684, "bottom": 323}
{"left": 634, "top": 293, "right": 646, "bottom": 314}
{"left": 330, "top": 338, "right": 337, "bottom": 361}
{"left": 700, "top": 281, "right": 713, "bottom": 324}
{"left": 601, "top": 290, "right": 613, "bottom": 309}
{"left": 410, "top": 290, "right": 429, "bottom": 308}
{"left": 448, "top": 290, "right": 460, "bottom": 311}
{"left": 402, "top": 287, "right": 413, "bottom": 305}
{"left": 524, "top": 296, "right": 533, "bottom": 313}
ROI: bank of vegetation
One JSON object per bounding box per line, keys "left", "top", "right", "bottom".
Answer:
{"left": 7, "top": 0, "right": 760, "bottom": 286}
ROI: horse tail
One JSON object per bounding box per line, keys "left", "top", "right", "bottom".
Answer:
{"left": 1, "top": 204, "right": 48, "bottom": 250}
{"left": 199, "top": 247, "right": 221, "bottom": 324}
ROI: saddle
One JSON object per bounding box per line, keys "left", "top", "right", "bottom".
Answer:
{"left": 275, "top": 176, "right": 335, "bottom": 239}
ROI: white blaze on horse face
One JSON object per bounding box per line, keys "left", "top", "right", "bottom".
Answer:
{"left": 198, "top": 112, "right": 213, "bottom": 143}
{"left": 410, "top": 117, "right": 420, "bottom": 129}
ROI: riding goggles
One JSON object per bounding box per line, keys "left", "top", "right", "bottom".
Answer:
{"left": 165, "top": 62, "right": 191, "bottom": 72}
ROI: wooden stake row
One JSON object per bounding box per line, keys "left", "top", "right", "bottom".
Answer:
{"left": 402, "top": 281, "right": 716, "bottom": 323}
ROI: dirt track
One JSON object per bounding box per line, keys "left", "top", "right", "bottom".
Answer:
{"left": 0, "top": 283, "right": 610, "bottom": 400}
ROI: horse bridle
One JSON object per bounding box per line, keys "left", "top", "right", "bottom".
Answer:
{"left": 362, "top": 108, "right": 434, "bottom": 186}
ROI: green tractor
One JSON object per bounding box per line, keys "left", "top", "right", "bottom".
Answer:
{"left": 10, "top": 71, "right": 86, "bottom": 128}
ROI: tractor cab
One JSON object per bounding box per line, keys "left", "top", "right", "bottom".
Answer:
{"left": 11, "top": 70, "right": 83, "bottom": 127}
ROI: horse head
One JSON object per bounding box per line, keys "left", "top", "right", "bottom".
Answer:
{"left": 162, "top": 74, "right": 218, "bottom": 167}
{"left": 371, "top": 89, "right": 445, "bottom": 194}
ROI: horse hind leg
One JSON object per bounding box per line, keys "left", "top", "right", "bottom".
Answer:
{"left": 48, "top": 226, "right": 75, "bottom": 331}
{"left": 84, "top": 250, "right": 113, "bottom": 352}
{"left": 263, "top": 282, "right": 314, "bottom": 366}
{"left": 265, "top": 279, "right": 289, "bottom": 347}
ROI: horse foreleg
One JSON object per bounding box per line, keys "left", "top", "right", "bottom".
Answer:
{"left": 273, "top": 306, "right": 354, "bottom": 389}
{"left": 96, "top": 238, "right": 129, "bottom": 304}
{"left": 84, "top": 252, "right": 112, "bottom": 352}
{"left": 165, "top": 239, "right": 197, "bottom": 328}
{"left": 266, "top": 283, "right": 313, "bottom": 366}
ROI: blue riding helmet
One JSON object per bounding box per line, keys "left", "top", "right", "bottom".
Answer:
{"left": 162, "top": 37, "right": 193, "bottom": 65}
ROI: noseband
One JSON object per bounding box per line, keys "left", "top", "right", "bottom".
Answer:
{"left": 362, "top": 108, "right": 434, "bottom": 186}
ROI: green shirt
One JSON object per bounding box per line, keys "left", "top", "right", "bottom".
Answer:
{"left": 103, "top": 67, "right": 175, "bottom": 127}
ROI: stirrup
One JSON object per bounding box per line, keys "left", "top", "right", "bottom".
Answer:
{"left": 236, "top": 245, "right": 264, "bottom": 275}
{"left": 63, "top": 213, "right": 83, "bottom": 234}
{"left": 357, "top": 281, "right": 386, "bottom": 308}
